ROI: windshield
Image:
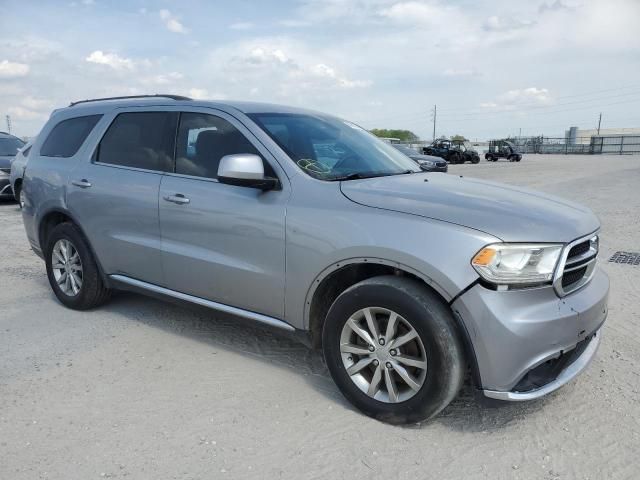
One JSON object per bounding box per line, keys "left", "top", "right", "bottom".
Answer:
{"left": 248, "top": 113, "right": 420, "bottom": 180}
{"left": 392, "top": 144, "right": 419, "bottom": 156}
{"left": 0, "top": 137, "right": 25, "bottom": 156}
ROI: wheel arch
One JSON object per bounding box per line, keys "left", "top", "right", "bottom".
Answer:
{"left": 12, "top": 177, "right": 22, "bottom": 201}
{"left": 38, "top": 207, "right": 111, "bottom": 286}
{"left": 304, "top": 257, "right": 451, "bottom": 349}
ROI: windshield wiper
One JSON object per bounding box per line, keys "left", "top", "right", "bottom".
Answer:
{"left": 331, "top": 170, "right": 415, "bottom": 181}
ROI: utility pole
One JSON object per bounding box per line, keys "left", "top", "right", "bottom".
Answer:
{"left": 597, "top": 112, "right": 602, "bottom": 135}
{"left": 5, "top": 115, "right": 11, "bottom": 134}
{"left": 430, "top": 105, "right": 437, "bottom": 141}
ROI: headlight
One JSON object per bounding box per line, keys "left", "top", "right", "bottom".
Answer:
{"left": 421, "top": 160, "right": 435, "bottom": 167}
{"left": 471, "top": 243, "right": 563, "bottom": 287}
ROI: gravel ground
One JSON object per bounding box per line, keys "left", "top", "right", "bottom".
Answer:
{"left": 1, "top": 154, "right": 639, "bottom": 479}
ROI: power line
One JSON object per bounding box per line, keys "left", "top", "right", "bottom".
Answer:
{"left": 362, "top": 84, "right": 640, "bottom": 125}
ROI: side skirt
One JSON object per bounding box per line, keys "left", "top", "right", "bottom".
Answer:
{"left": 109, "top": 274, "right": 295, "bottom": 332}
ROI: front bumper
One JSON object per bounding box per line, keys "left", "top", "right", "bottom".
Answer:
{"left": 422, "top": 164, "right": 448, "bottom": 173}
{"left": 452, "top": 266, "right": 608, "bottom": 398}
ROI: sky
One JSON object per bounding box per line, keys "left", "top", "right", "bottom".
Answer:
{"left": 1, "top": 0, "right": 639, "bottom": 140}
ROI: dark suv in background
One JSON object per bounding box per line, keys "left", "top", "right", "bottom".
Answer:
{"left": 423, "top": 139, "right": 480, "bottom": 164}
{"left": 0, "top": 131, "right": 25, "bottom": 199}
{"left": 485, "top": 140, "right": 522, "bottom": 162}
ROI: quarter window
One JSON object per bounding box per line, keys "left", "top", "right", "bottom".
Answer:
{"left": 175, "top": 113, "right": 261, "bottom": 179}
{"left": 40, "top": 115, "right": 102, "bottom": 158}
{"left": 97, "top": 112, "right": 178, "bottom": 172}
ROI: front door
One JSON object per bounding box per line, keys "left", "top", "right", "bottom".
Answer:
{"left": 158, "top": 110, "right": 288, "bottom": 318}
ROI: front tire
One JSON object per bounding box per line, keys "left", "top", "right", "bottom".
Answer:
{"left": 322, "top": 276, "right": 465, "bottom": 424}
{"left": 45, "top": 222, "right": 111, "bottom": 310}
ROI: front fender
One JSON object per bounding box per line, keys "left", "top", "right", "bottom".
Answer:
{"left": 282, "top": 181, "right": 498, "bottom": 330}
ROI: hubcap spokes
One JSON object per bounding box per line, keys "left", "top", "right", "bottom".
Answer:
{"left": 51, "top": 239, "right": 83, "bottom": 296}
{"left": 339, "top": 307, "right": 427, "bottom": 403}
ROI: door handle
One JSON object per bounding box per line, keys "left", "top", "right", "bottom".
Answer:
{"left": 163, "top": 194, "right": 190, "bottom": 205}
{"left": 72, "top": 179, "right": 92, "bottom": 188}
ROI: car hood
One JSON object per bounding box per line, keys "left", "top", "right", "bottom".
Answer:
{"left": 0, "top": 155, "right": 16, "bottom": 169}
{"left": 409, "top": 154, "right": 444, "bottom": 163}
{"left": 340, "top": 173, "right": 599, "bottom": 243}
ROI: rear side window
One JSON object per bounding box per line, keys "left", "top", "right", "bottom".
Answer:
{"left": 96, "top": 112, "right": 178, "bottom": 172}
{"left": 40, "top": 115, "right": 102, "bottom": 158}
{"left": 175, "top": 113, "right": 261, "bottom": 179}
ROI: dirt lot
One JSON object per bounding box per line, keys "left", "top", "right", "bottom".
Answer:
{"left": 1, "top": 154, "right": 639, "bottom": 479}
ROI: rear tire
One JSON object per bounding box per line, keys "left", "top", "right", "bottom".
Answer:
{"left": 45, "top": 222, "right": 111, "bottom": 310}
{"left": 322, "top": 276, "right": 465, "bottom": 424}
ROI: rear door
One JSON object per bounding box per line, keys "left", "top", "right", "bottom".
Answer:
{"left": 158, "top": 109, "right": 288, "bottom": 318}
{"left": 67, "top": 108, "right": 177, "bottom": 284}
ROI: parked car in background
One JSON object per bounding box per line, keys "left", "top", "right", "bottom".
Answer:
{"left": 10, "top": 138, "right": 34, "bottom": 207}
{"left": 485, "top": 140, "right": 522, "bottom": 162}
{"left": 391, "top": 144, "right": 448, "bottom": 172}
{"left": 423, "top": 139, "right": 480, "bottom": 164}
{"left": 22, "top": 95, "right": 608, "bottom": 424}
{"left": 0, "top": 131, "right": 25, "bottom": 200}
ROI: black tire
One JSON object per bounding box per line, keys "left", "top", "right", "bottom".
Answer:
{"left": 472, "top": 156, "right": 480, "bottom": 164}
{"left": 322, "top": 276, "right": 465, "bottom": 424}
{"left": 14, "top": 182, "right": 22, "bottom": 207}
{"left": 485, "top": 154, "right": 493, "bottom": 161}
{"left": 45, "top": 222, "right": 111, "bottom": 310}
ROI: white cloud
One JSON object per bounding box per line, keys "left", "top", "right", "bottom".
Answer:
{"left": 248, "top": 47, "right": 291, "bottom": 64}
{"left": 143, "top": 71, "right": 184, "bottom": 85}
{"left": 481, "top": 87, "right": 552, "bottom": 110}
{"left": 483, "top": 15, "right": 535, "bottom": 32}
{"left": 160, "top": 10, "right": 188, "bottom": 34}
{"left": 85, "top": 50, "right": 134, "bottom": 70}
{"left": 0, "top": 60, "right": 30, "bottom": 78}
{"left": 7, "top": 106, "right": 48, "bottom": 120}
{"left": 7, "top": 96, "right": 53, "bottom": 120}
{"left": 443, "top": 68, "right": 480, "bottom": 77}
{"left": 229, "top": 22, "right": 254, "bottom": 30}
{"left": 311, "top": 63, "right": 371, "bottom": 88}
{"left": 379, "top": 1, "right": 440, "bottom": 23}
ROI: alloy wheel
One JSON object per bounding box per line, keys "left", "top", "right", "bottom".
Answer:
{"left": 51, "top": 239, "right": 83, "bottom": 296}
{"left": 339, "top": 307, "right": 427, "bottom": 403}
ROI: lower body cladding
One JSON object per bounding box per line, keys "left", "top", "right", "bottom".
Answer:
{"left": 452, "top": 267, "right": 609, "bottom": 400}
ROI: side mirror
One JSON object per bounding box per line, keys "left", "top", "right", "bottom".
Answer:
{"left": 217, "top": 154, "right": 279, "bottom": 191}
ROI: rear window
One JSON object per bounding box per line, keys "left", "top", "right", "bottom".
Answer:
{"left": 96, "top": 112, "right": 177, "bottom": 172}
{"left": 40, "top": 115, "right": 102, "bottom": 158}
{"left": 0, "top": 137, "right": 25, "bottom": 156}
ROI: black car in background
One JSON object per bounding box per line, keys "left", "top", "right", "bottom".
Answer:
{"left": 0, "top": 131, "right": 25, "bottom": 199}
{"left": 485, "top": 140, "right": 522, "bottom": 162}
{"left": 391, "top": 144, "right": 448, "bottom": 172}
{"left": 423, "top": 139, "right": 480, "bottom": 164}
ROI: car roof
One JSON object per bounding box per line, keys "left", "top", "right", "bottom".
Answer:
{"left": 0, "top": 131, "right": 22, "bottom": 140}
{"left": 61, "top": 96, "right": 327, "bottom": 118}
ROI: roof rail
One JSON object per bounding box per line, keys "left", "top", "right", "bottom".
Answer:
{"left": 69, "top": 94, "right": 192, "bottom": 107}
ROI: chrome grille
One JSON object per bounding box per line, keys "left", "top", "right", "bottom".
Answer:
{"left": 553, "top": 234, "right": 599, "bottom": 296}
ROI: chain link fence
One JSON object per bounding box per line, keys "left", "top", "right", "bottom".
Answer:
{"left": 509, "top": 135, "right": 640, "bottom": 155}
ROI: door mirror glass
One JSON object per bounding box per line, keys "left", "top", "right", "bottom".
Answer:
{"left": 217, "top": 154, "right": 279, "bottom": 190}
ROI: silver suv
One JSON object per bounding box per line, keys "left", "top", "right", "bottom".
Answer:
{"left": 21, "top": 95, "right": 609, "bottom": 423}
